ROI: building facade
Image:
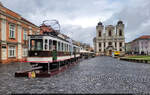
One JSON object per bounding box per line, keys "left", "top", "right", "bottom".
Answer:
{"left": 128, "top": 35, "right": 150, "bottom": 55}
{"left": 125, "top": 42, "right": 132, "bottom": 54}
{"left": 0, "top": 3, "right": 40, "bottom": 63}
{"left": 93, "top": 20, "right": 125, "bottom": 56}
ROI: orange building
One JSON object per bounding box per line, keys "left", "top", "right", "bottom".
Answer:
{"left": 0, "top": 3, "right": 40, "bottom": 63}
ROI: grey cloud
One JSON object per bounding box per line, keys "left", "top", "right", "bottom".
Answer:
{"left": 2, "top": 0, "right": 120, "bottom": 19}
{"left": 104, "top": 0, "right": 150, "bottom": 42}
{"left": 61, "top": 25, "right": 95, "bottom": 46}
{"left": 1, "top": 0, "right": 149, "bottom": 46}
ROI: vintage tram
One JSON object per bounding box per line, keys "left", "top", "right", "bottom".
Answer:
{"left": 27, "top": 34, "right": 81, "bottom": 71}
{"left": 15, "top": 20, "right": 95, "bottom": 77}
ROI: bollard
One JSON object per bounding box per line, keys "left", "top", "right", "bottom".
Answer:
{"left": 28, "top": 72, "right": 31, "bottom": 78}
{"left": 28, "top": 71, "right": 36, "bottom": 78}
{"left": 31, "top": 71, "right": 36, "bottom": 78}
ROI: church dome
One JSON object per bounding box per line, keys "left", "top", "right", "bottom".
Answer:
{"left": 98, "top": 21, "right": 103, "bottom": 25}
{"left": 117, "top": 20, "right": 123, "bottom": 24}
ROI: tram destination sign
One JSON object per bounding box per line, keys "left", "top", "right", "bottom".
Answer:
{"left": 30, "top": 36, "right": 43, "bottom": 39}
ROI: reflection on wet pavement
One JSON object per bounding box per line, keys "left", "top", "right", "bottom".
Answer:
{"left": 0, "top": 56, "right": 150, "bottom": 94}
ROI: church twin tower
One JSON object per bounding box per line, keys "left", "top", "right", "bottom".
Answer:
{"left": 93, "top": 20, "right": 125, "bottom": 56}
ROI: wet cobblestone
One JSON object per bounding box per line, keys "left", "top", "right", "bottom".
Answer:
{"left": 1, "top": 56, "right": 150, "bottom": 94}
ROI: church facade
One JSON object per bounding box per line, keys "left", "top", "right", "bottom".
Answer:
{"left": 93, "top": 20, "right": 125, "bottom": 56}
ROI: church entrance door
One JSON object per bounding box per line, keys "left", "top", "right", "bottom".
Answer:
{"left": 109, "top": 50, "right": 112, "bottom": 56}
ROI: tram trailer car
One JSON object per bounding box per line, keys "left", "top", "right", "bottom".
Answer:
{"left": 27, "top": 35, "right": 81, "bottom": 70}
{"left": 80, "top": 50, "right": 95, "bottom": 59}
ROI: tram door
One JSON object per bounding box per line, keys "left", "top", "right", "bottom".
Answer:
{"left": 52, "top": 40, "right": 57, "bottom": 49}
{"left": 52, "top": 40, "right": 57, "bottom": 61}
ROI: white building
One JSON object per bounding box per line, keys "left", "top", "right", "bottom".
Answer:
{"left": 130, "top": 35, "right": 150, "bottom": 55}
{"left": 93, "top": 20, "right": 125, "bottom": 56}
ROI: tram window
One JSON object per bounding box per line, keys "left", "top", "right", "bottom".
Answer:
{"left": 73, "top": 47, "right": 76, "bottom": 53}
{"left": 65, "top": 44, "right": 67, "bottom": 52}
{"left": 45, "top": 39, "right": 48, "bottom": 50}
{"left": 62, "top": 43, "right": 63, "bottom": 51}
{"left": 64, "top": 43, "right": 65, "bottom": 52}
{"left": 67, "top": 45, "right": 69, "bottom": 52}
{"left": 53, "top": 40, "right": 57, "bottom": 49}
{"left": 65, "top": 44, "right": 67, "bottom": 51}
{"left": 64, "top": 43, "right": 66, "bottom": 52}
{"left": 64, "top": 43, "right": 66, "bottom": 51}
{"left": 30, "top": 39, "right": 43, "bottom": 51}
{"left": 59, "top": 42, "right": 62, "bottom": 51}
{"left": 63, "top": 43, "right": 65, "bottom": 51}
{"left": 77, "top": 48, "right": 79, "bottom": 52}
{"left": 64, "top": 44, "right": 66, "bottom": 51}
{"left": 31, "top": 40, "right": 35, "bottom": 50}
{"left": 37, "top": 41, "right": 43, "bottom": 50}
{"left": 67, "top": 44, "right": 68, "bottom": 52}
{"left": 68, "top": 45, "right": 70, "bottom": 52}
{"left": 58, "top": 42, "right": 61, "bottom": 51}
{"left": 69, "top": 45, "right": 71, "bottom": 52}
{"left": 45, "top": 39, "right": 47, "bottom": 43}
{"left": 45, "top": 44, "right": 47, "bottom": 50}
{"left": 49, "top": 40, "right": 52, "bottom": 50}
{"left": 66, "top": 44, "right": 67, "bottom": 52}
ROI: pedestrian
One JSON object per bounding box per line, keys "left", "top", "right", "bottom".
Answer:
{"left": 52, "top": 45, "right": 57, "bottom": 62}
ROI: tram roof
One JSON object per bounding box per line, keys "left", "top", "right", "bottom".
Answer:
{"left": 28, "top": 34, "right": 69, "bottom": 42}
{"left": 28, "top": 34, "right": 79, "bottom": 47}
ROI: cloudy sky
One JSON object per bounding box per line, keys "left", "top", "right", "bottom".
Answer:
{"left": 1, "top": 0, "right": 150, "bottom": 47}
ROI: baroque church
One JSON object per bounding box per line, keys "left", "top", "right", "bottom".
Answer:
{"left": 93, "top": 20, "right": 125, "bottom": 56}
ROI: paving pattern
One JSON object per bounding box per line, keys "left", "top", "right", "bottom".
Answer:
{"left": 1, "top": 56, "right": 150, "bottom": 94}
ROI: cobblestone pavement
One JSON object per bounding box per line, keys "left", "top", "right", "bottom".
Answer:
{"left": 1, "top": 56, "right": 150, "bottom": 94}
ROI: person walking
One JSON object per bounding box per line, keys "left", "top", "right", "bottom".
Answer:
{"left": 52, "top": 45, "right": 57, "bottom": 62}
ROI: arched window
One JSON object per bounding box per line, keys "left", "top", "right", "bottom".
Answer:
{"left": 119, "top": 30, "right": 122, "bottom": 36}
{"left": 120, "top": 48, "right": 122, "bottom": 51}
{"left": 108, "top": 42, "right": 112, "bottom": 46}
{"left": 108, "top": 30, "right": 111, "bottom": 36}
{"left": 99, "top": 49, "right": 101, "bottom": 52}
{"left": 115, "top": 42, "right": 117, "bottom": 47}
{"left": 99, "top": 43, "right": 101, "bottom": 47}
{"left": 99, "top": 31, "right": 101, "bottom": 37}
{"left": 119, "top": 42, "right": 122, "bottom": 47}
